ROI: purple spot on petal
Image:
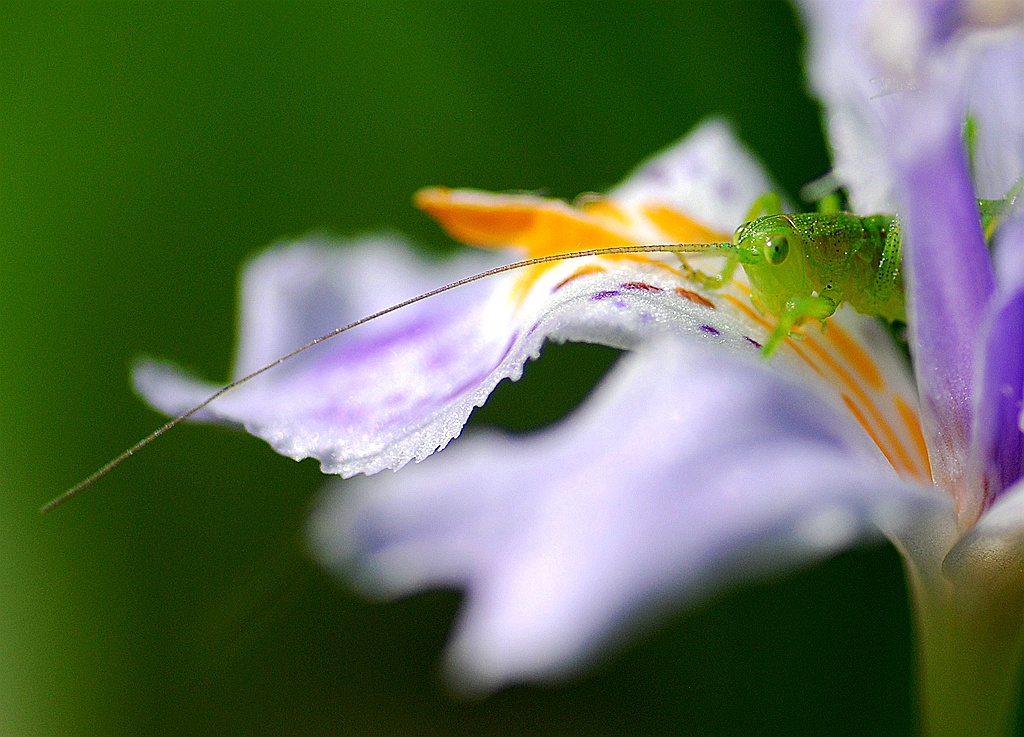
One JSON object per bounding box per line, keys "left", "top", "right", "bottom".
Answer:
{"left": 621, "top": 281, "right": 663, "bottom": 293}
{"left": 642, "top": 164, "right": 671, "bottom": 184}
{"left": 592, "top": 290, "right": 621, "bottom": 301}
{"left": 715, "top": 180, "right": 736, "bottom": 204}
{"left": 700, "top": 324, "right": 721, "bottom": 336}
{"left": 640, "top": 312, "right": 654, "bottom": 324}
{"left": 745, "top": 336, "right": 762, "bottom": 349}
{"left": 679, "top": 152, "right": 705, "bottom": 178}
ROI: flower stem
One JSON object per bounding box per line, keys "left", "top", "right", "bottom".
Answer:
{"left": 908, "top": 559, "right": 1024, "bottom": 737}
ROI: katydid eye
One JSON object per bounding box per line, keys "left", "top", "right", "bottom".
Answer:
{"left": 766, "top": 234, "right": 790, "bottom": 264}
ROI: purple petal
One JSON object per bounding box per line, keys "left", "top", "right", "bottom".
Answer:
{"left": 972, "top": 212, "right": 1024, "bottom": 507}
{"left": 897, "top": 125, "right": 994, "bottom": 502}
{"left": 134, "top": 120, "right": 790, "bottom": 479}
{"left": 800, "top": 1, "right": 1024, "bottom": 208}
{"left": 971, "top": 293, "right": 1024, "bottom": 504}
{"left": 310, "top": 338, "right": 941, "bottom": 690}
{"left": 135, "top": 238, "right": 769, "bottom": 477}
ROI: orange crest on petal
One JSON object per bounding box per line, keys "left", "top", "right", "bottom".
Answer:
{"left": 415, "top": 187, "right": 634, "bottom": 258}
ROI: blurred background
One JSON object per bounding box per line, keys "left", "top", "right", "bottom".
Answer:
{"left": 2, "top": 2, "right": 919, "bottom": 734}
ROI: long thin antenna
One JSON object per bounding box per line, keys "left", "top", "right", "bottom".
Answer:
{"left": 43, "top": 241, "right": 729, "bottom": 513}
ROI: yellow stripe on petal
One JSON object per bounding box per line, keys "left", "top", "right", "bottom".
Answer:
{"left": 895, "top": 395, "right": 933, "bottom": 481}
{"left": 824, "top": 322, "right": 886, "bottom": 392}
{"left": 719, "top": 292, "right": 930, "bottom": 482}
{"left": 415, "top": 187, "right": 634, "bottom": 258}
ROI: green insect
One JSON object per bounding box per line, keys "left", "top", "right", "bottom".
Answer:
{"left": 672, "top": 188, "right": 1017, "bottom": 356}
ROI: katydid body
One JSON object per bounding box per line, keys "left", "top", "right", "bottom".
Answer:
{"left": 685, "top": 193, "right": 1012, "bottom": 356}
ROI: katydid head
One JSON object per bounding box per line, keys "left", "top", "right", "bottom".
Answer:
{"left": 732, "top": 215, "right": 807, "bottom": 314}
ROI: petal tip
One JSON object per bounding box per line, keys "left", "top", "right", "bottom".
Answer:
{"left": 413, "top": 186, "right": 451, "bottom": 212}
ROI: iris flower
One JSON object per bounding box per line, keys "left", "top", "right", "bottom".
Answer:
{"left": 136, "top": 2, "right": 1024, "bottom": 734}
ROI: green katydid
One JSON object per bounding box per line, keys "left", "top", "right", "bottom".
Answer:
{"left": 43, "top": 182, "right": 1021, "bottom": 512}
{"left": 669, "top": 187, "right": 1023, "bottom": 356}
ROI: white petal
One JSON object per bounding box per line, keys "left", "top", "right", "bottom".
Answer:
{"left": 797, "top": 0, "right": 901, "bottom": 212}
{"left": 135, "top": 238, "right": 766, "bottom": 477}
{"left": 610, "top": 118, "right": 777, "bottom": 233}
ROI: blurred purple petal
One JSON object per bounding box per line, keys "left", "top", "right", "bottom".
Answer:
{"left": 966, "top": 38, "right": 1024, "bottom": 200}
{"left": 310, "top": 338, "right": 941, "bottom": 690}
{"left": 995, "top": 208, "right": 1024, "bottom": 295}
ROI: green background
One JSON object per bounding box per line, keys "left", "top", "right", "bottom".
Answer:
{"left": 2, "top": 2, "right": 922, "bottom": 734}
